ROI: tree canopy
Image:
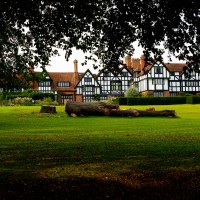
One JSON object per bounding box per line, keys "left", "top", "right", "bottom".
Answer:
{"left": 0, "top": 0, "right": 200, "bottom": 91}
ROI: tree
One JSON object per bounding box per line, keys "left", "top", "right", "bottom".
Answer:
{"left": 1, "top": 0, "right": 200, "bottom": 84}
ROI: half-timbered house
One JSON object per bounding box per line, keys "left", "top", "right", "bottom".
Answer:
{"left": 31, "top": 54, "right": 200, "bottom": 104}
{"left": 75, "top": 69, "right": 101, "bottom": 102}
{"left": 129, "top": 55, "right": 200, "bottom": 97}
{"left": 96, "top": 66, "right": 133, "bottom": 101}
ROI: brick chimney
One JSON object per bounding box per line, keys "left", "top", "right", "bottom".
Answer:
{"left": 73, "top": 59, "right": 79, "bottom": 84}
{"left": 125, "top": 55, "right": 132, "bottom": 71}
{"left": 140, "top": 55, "right": 145, "bottom": 71}
{"left": 131, "top": 58, "right": 140, "bottom": 70}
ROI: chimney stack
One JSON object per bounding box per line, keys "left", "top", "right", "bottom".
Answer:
{"left": 140, "top": 55, "right": 145, "bottom": 71}
{"left": 74, "top": 59, "right": 78, "bottom": 73}
{"left": 125, "top": 55, "right": 132, "bottom": 71}
{"left": 73, "top": 59, "right": 79, "bottom": 84}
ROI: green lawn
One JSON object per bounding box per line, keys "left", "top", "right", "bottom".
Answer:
{"left": 0, "top": 105, "right": 200, "bottom": 199}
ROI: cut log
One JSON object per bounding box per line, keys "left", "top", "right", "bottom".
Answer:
{"left": 109, "top": 109, "right": 140, "bottom": 117}
{"left": 65, "top": 101, "right": 176, "bottom": 117}
{"left": 65, "top": 101, "right": 119, "bottom": 116}
{"left": 40, "top": 105, "right": 56, "bottom": 113}
{"left": 138, "top": 110, "right": 176, "bottom": 117}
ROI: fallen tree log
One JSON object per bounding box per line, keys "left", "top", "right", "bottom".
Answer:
{"left": 138, "top": 110, "right": 176, "bottom": 117}
{"left": 65, "top": 101, "right": 119, "bottom": 116}
{"left": 109, "top": 109, "right": 140, "bottom": 117}
{"left": 65, "top": 101, "right": 176, "bottom": 117}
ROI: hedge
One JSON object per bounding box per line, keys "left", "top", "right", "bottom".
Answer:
{"left": 117, "top": 96, "right": 200, "bottom": 105}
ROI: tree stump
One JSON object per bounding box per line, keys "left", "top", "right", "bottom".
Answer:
{"left": 40, "top": 105, "right": 56, "bottom": 113}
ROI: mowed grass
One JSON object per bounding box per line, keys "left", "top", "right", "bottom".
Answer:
{"left": 1, "top": 105, "right": 200, "bottom": 199}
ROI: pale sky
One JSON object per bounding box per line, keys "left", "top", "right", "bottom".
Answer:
{"left": 41, "top": 43, "right": 183, "bottom": 74}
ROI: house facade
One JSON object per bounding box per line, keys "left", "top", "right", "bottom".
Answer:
{"left": 32, "top": 55, "right": 200, "bottom": 104}
{"left": 127, "top": 55, "right": 200, "bottom": 97}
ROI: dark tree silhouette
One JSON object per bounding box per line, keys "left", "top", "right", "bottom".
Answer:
{"left": 1, "top": 0, "right": 200, "bottom": 91}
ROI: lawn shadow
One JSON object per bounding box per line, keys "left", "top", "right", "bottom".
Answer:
{"left": 1, "top": 170, "right": 200, "bottom": 200}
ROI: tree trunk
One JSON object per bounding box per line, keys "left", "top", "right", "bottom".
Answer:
{"left": 65, "top": 101, "right": 176, "bottom": 117}
{"left": 40, "top": 105, "right": 56, "bottom": 113}
{"left": 65, "top": 101, "right": 119, "bottom": 117}
{"left": 109, "top": 109, "right": 140, "bottom": 117}
{"left": 138, "top": 110, "right": 176, "bottom": 117}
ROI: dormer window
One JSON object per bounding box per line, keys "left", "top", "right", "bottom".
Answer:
{"left": 57, "top": 82, "right": 70, "bottom": 87}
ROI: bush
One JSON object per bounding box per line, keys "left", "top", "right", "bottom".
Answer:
{"left": 125, "top": 86, "right": 139, "bottom": 97}
{"left": 12, "top": 97, "right": 33, "bottom": 105}
{"left": 35, "top": 97, "right": 58, "bottom": 106}
{"left": 103, "top": 96, "right": 118, "bottom": 104}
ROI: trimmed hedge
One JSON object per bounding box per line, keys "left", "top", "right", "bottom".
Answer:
{"left": 186, "top": 96, "right": 200, "bottom": 104}
{"left": 117, "top": 96, "right": 200, "bottom": 105}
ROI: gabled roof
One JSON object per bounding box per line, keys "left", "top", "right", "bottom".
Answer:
{"left": 119, "top": 65, "right": 133, "bottom": 75}
{"left": 74, "top": 69, "right": 101, "bottom": 87}
{"left": 137, "top": 62, "right": 188, "bottom": 77}
{"left": 96, "top": 65, "right": 132, "bottom": 77}
{"left": 137, "top": 61, "right": 156, "bottom": 76}
{"left": 48, "top": 72, "right": 84, "bottom": 88}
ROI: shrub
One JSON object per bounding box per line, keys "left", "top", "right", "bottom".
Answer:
{"left": 12, "top": 97, "right": 33, "bottom": 105}
{"left": 125, "top": 86, "right": 139, "bottom": 97}
{"left": 35, "top": 97, "right": 58, "bottom": 106}
{"left": 103, "top": 96, "right": 118, "bottom": 104}
{"left": 141, "top": 91, "right": 154, "bottom": 97}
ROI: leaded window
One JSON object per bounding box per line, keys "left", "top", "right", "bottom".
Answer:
{"left": 84, "top": 77, "right": 92, "bottom": 82}
{"left": 57, "top": 82, "right": 70, "bottom": 87}
{"left": 111, "top": 80, "right": 122, "bottom": 91}
{"left": 152, "top": 79, "right": 163, "bottom": 85}
{"left": 154, "top": 91, "right": 163, "bottom": 97}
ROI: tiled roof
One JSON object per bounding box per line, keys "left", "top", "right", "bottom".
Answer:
{"left": 137, "top": 62, "right": 188, "bottom": 77}
{"left": 48, "top": 72, "right": 84, "bottom": 90}
{"left": 165, "top": 63, "right": 187, "bottom": 72}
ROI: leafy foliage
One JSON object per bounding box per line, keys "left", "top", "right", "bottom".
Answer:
{"left": 1, "top": 0, "right": 200, "bottom": 85}
{"left": 125, "top": 86, "right": 139, "bottom": 97}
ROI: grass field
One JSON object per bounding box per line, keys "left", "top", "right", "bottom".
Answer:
{"left": 0, "top": 105, "right": 200, "bottom": 199}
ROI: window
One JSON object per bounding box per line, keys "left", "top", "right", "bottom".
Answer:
{"left": 170, "top": 72, "right": 175, "bottom": 76}
{"left": 121, "top": 72, "right": 128, "bottom": 77}
{"left": 61, "top": 95, "right": 73, "bottom": 105}
{"left": 186, "top": 81, "right": 199, "bottom": 87}
{"left": 154, "top": 92, "right": 163, "bottom": 97}
{"left": 84, "top": 77, "right": 92, "bottom": 82}
{"left": 111, "top": 81, "right": 122, "bottom": 91}
{"left": 82, "top": 86, "right": 95, "bottom": 93}
{"left": 152, "top": 79, "right": 163, "bottom": 85}
{"left": 57, "top": 82, "right": 70, "bottom": 87}
{"left": 83, "top": 96, "right": 94, "bottom": 102}
{"left": 38, "top": 81, "right": 50, "bottom": 87}
{"left": 38, "top": 80, "right": 51, "bottom": 92}
{"left": 155, "top": 65, "right": 163, "bottom": 74}
{"left": 170, "top": 92, "right": 178, "bottom": 97}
